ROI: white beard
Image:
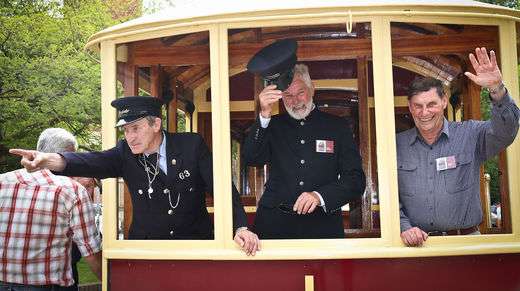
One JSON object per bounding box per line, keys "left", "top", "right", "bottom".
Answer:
{"left": 285, "top": 99, "right": 314, "bottom": 120}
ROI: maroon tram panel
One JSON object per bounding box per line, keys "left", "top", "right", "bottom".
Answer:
{"left": 109, "top": 254, "right": 520, "bottom": 291}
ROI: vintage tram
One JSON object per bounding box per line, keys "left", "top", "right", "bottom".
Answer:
{"left": 85, "top": 1, "right": 520, "bottom": 290}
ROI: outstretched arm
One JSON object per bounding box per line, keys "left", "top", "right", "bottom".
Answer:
{"left": 9, "top": 149, "right": 66, "bottom": 172}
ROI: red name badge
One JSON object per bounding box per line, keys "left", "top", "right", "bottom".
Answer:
{"left": 316, "top": 140, "right": 334, "bottom": 153}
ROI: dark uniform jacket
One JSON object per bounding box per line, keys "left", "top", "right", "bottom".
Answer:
{"left": 59, "top": 131, "right": 247, "bottom": 240}
{"left": 243, "top": 108, "right": 366, "bottom": 239}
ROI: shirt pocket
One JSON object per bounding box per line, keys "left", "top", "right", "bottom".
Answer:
{"left": 397, "top": 160, "right": 417, "bottom": 196}
{"left": 444, "top": 152, "right": 473, "bottom": 194}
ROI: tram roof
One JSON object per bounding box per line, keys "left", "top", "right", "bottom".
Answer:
{"left": 86, "top": 0, "right": 519, "bottom": 50}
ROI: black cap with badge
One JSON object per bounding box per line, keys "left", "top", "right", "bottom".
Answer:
{"left": 247, "top": 39, "right": 297, "bottom": 92}
{"left": 111, "top": 96, "right": 164, "bottom": 127}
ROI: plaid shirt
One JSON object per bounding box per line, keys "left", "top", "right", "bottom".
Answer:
{"left": 0, "top": 169, "right": 101, "bottom": 286}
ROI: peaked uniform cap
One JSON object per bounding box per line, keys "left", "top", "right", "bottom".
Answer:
{"left": 247, "top": 39, "right": 297, "bottom": 91}
{"left": 111, "top": 96, "right": 164, "bottom": 127}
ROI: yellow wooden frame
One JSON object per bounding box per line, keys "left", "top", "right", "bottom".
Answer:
{"left": 97, "top": 8, "right": 520, "bottom": 291}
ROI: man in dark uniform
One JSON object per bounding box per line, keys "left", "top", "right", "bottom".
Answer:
{"left": 244, "top": 39, "right": 366, "bottom": 239}
{"left": 10, "top": 97, "right": 260, "bottom": 255}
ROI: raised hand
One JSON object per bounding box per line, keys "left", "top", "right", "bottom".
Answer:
{"left": 258, "top": 84, "right": 282, "bottom": 118}
{"left": 464, "top": 47, "right": 503, "bottom": 91}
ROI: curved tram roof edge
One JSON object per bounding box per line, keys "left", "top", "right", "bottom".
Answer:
{"left": 86, "top": 1, "right": 520, "bottom": 51}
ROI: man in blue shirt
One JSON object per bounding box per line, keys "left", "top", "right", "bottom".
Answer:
{"left": 397, "top": 47, "right": 519, "bottom": 247}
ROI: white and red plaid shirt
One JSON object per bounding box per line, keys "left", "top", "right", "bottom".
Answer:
{"left": 0, "top": 169, "right": 101, "bottom": 286}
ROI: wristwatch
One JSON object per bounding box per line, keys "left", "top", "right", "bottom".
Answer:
{"left": 488, "top": 82, "right": 505, "bottom": 95}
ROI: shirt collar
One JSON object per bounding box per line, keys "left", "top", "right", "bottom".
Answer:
{"left": 158, "top": 132, "right": 166, "bottom": 159}
{"left": 409, "top": 117, "right": 450, "bottom": 146}
{"left": 144, "top": 132, "right": 166, "bottom": 158}
{"left": 440, "top": 117, "right": 450, "bottom": 138}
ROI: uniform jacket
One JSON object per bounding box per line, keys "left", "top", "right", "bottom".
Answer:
{"left": 60, "top": 131, "right": 247, "bottom": 240}
{"left": 243, "top": 108, "right": 366, "bottom": 238}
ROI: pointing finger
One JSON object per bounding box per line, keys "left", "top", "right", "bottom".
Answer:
{"left": 9, "top": 149, "right": 35, "bottom": 159}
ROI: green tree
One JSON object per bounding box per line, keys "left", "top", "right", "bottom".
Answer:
{"left": 480, "top": 91, "right": 502, "bottom": 204}
{"left": 477, "top": 0, "right": 519, "bottom": 9}
{"left": 477, "top": 0, "right": 519, "bottom": 205}
{"left": 0, "top": 0, "right": 138, "bottom": 172}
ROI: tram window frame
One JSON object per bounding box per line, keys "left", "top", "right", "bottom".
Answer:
{"left": 103, "top": 27, "right": 225, "bottom": 249}
{"left": 220, "top": 16, "right": 520, "bottom": 254}
{"left": 96, "top": 13, "right": 520, "bottom": 260}
{"left": 221, "top": 18, "right": 389, "bottom": 250}
{"left": 387, "top": 17, "right": 520, "bottom": 248}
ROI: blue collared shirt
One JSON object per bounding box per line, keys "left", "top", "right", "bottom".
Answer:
{"left": 158, "top": 132, "right": 167, "bottom": 174}
{"left": 145, "top": 132, "right": 167, "bottom": 175}
{"left": 397, "top": 93, "right": 519, "bottom": 232}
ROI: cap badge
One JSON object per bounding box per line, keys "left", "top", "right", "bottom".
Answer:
{"left": 118, "top": 109, "right": 130, "bottom": 117}
{"left": 265, "top": 72, "right": 280, "bottom": 80}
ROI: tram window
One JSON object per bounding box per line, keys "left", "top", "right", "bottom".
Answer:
{"left": 227, "top": 23, "right": 381, "bottom": 239}
{"left": 390, "top": 22, "right": 512, "bottom": 239}
{"left": 113, "top": 31, "right": 220, "bottom": 241}
{"left": 177, "top": 109, "right": 187, "bottom": 133}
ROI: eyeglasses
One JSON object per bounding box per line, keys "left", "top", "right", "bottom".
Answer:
{"left": 278, "top": 203, "right": 297, "bottom": 215}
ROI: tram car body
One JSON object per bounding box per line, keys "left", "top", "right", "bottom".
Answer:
{"left": 86, "top": 1, "right": 520, "bottom": 290}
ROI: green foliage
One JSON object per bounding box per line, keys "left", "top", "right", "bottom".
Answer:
{"left": 477, "top": 0, "right": 519, "bottom": 9}
{"left": 480, "top": 90, "right": 504, "bottom": 205}
{"left": 0, "top": 0, "right": 135, "bottom": 172}
{"left": 177, "top": 109, "right": 186, "bottom": 132}
{"left": 477, "top": 0, "right": 520, "bottom": 204}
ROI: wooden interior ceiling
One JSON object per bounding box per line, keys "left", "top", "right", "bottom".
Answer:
{"left": 121, "top": 22, "right": 504, "bottom": 99}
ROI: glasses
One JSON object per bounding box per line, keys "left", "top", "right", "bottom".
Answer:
{"left": 278, "top": 203, "right": 297, "bottom": 215}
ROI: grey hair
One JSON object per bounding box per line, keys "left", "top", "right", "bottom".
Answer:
{"left": 293, "top": 64, "right": 313, "bottom": 89}
{"left": 145, "top": 115, "right": 162, "bottom": 127}
{"left": 37, "top": 128, "right": 78, "bottom": 153}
